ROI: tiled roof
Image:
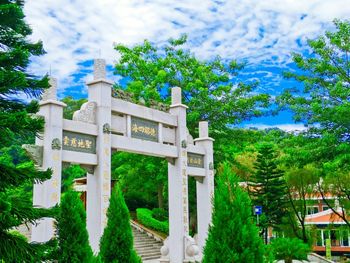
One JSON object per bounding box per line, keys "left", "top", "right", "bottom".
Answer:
{"left": 305, "top": 209, "right": 349, "bottom": 225}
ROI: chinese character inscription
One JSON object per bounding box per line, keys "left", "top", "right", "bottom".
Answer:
{"left": 131, "top": 117, "right": 158, "bottom": 142}
{"left": 62, "top": 131, "right": 96, "bottom": 154}
{"left": 187, "top": 153, "right": 204, "bottom": 168}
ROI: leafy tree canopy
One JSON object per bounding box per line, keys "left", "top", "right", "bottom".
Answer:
{"left": 114, "top": 35, "right": 270, "bottom": 132}
{"left": 278, "top": 19, "right": 350, "bottom": 141}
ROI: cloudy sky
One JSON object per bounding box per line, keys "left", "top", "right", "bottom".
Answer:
{"left": 24, "top": 0, "right": 350, "bottom": 130}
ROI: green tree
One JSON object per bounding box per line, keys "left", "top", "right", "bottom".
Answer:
{"left": 284, "top": 166, "right": 319, "bottom": 243}
{"left": 61, "top": 164, "right": 86, "bottom": 193}
{"left": 0, "top": 1, "right": 56, "bottom": 261}
{"left": 114, "top": 35, "right": 270, "bottom": 132}
{"left": 112, "top": 36, "right": 271, "bottom": 215}
{"left": 279, "top": 133, "right": 350, "bottom": 228}
{"left": 203, "top": 164, "right": 264, "bottom": 263}
{"left": 56, "top": 189, "right": 93, "bottom": 263}
{"left": 249, "top": 143, "right": 287, "bottom": 243}
{"left": 99, "top": 185, "right": 140, "bottom": 263}
{"left": 277, "top": 19, "right": 350, "bottom": 222}
{"left": 270, "top": 237, "right": 310, "bottom": 263}
{"left": 112, "top": 152, "right": 166, "bottom": 210}
{"left": 278, "top": 19, "right": 350, "bottom": 140}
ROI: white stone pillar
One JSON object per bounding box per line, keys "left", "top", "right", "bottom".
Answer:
{"left": 86, "top": 59, "right": 113, "bottom": 252}
{"left": 194, "top": 121, "right": 214, "bottom": 260}
{"left": 31, "top": 78, "right": 66, "bottom": 242}
{"left": 166, "top": 87, "right": 189, "bottom": 263}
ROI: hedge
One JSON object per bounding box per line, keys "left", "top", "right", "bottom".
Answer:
{"left": 151, "top": 208, "right": 168, "bottom": 221}
{"left": 136, "top": 208, "right": 169, "bottom": 234}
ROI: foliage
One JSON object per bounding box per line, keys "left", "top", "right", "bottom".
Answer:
{"left": 0, "top": 1, "right": 49, "bottom": 147}
{"left": 152, "top": 208, "right": 168, "bottom": 221}
{"left": 284, "top": 166, "right": 319, "bottom": 243}
{"left": 56, "top": 189, "right": 93, "bottom": 263}
{"left": 0, "top": 1, "right": 56, "bottom": 260}
{"left": 136, "top": 208, "right": 169, "bottom": 234}
{"left": 114, "top": 35, "right": 270, "bottom": 132}
{"left": 249, "top": 143, "right": 287, "bottom": 242}
{"left": 100, "top": 185, "right": 140, "bottom": 263}
{"left": 61, "top": 164, "right": 86, "bottom": 193}
{"left": 112, "top": 36, "right": 271, "bottom": 215}
{"left": 61, "top": 96, "right": 87, "bottom": 120}
{"left": 278, "top": 20, "right": 350, "bottom": 224}
{"left": 203, "top": 164, "right": 264, "bottom": 263}
{"left": 278, "top": 19, "right": 350, "bottom": 141}
{"left": 270, "top": 237, "right": 311, "bottom": 263}
{"left": 280, "top": 133, "right": 350, "bottom": 227}
{"left": 112, "top": 152, "right": 166, "bottom": 209}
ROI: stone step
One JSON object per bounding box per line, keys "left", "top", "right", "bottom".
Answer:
{"left": 135, "top": 244, "right": 162, "bottom": 250}
{"left": 134, "top": 240, "right": 160, "bottom": 245}
{"left": 139, "top": 251, "right": 162, "bottom": 258}
{"left": 134, "top": 243, "right": 162, "bottom": 249}
{"left": 142, "top": 253, "right": 162, "bottom": 261}
{"left": 136, "top": 250, "right": 161, "bottom": 256}
{"left": 131, "top": 223, "right": 163, "bottom": 262}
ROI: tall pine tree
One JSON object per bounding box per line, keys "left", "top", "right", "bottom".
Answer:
{"left": 0, "top": 0, "right": 55, "bottom": 261}
{"left": 203, "top": 164, "right": 264, "bottom": 263}
{"left": 249, "top": 143, "right": 287, "bottom": 243}
{"left": 56, "top": 189, "right": 94, "bottom": 262}
{"left": 99, "top": 185, "right": 140, "bottom": 263}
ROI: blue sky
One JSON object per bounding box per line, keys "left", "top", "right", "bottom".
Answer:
{"left": 24, "top": 0, "right": 350, "bottom": 131}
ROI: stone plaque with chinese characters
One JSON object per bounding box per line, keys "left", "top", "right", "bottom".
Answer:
{"left": 131, "top": 117, "right": 158, "bottom": 142}
{"left": 62, "top": 131, "right": 96, "bottom": 154}
{"left": 187, "top": 153, "right": 204, "bottom": 168}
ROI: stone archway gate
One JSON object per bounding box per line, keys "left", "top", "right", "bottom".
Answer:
{"left": 29, "top": 59, "right": 214, "bottom": 262}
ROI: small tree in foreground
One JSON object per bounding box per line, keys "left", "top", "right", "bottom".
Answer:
{"left": 99, "top": 185, "right": 140, "bottom": 263}
{"left": 270, "top": 237, "right": 310, "bottom": 263}
{"left": 57, "top": 189, "right": 93, "bottom": 262}
{"left": 203, "top": 164, "right": 264, "bottom": 263}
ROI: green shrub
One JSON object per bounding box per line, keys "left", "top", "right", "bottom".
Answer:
{"left": 270, "top": 237, "right": 311, "bottom": 263}
{"left": 99, "top": 186, "right": 140, "bottom": 263}
{"left": 152, "top": 208, "right": 168, "bottom": 221}
{"left": 136, "top": 208, "right": 169, "bottom": 234}
{"left": 57, "top": 189, "right": 94, "bottom": 263}
{"left": 203, "top": 163, "right": 264, "bottom": 263}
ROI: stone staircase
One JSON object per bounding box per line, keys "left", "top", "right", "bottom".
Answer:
{"left": 132, "top": 224, "right": 163, "bottom": 261}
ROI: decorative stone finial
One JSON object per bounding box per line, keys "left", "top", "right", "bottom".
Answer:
{"left": 93, "top": 58, "right": 106, "bottom": 79}
{"left": 42, "top": 77, "right": 57, "bottom": 101}
{"left": 198, "top": 121, "right": 209, "bottom": 138}
{"left": 171, "top": 87, "right": 182, "bottom": 105}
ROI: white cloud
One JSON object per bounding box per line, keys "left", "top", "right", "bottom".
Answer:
{"left": 23, "top": 0, "right": 350, "bottom": 97}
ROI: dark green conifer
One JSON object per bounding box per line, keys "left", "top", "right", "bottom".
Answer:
{"left": 99, "top": 185, "right": 140, "bottom": 263}
{"left": 249, "top": 143, "right": 287, "bottom": 243}
{"left": 203, "top": 164, "right": 264, "bottom": 263}
{"left": 56, "top": 189, "right": 93, "bottom": 262}
{"left": 0, "top": 1, "right": 54, "bottom": 261}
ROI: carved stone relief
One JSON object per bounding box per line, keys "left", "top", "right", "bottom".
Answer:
{"left": 72, "top": 101, "right": 97, "bottom": 124}
{"left": 22, "top": 144, "right": 43, "bottom": 166}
